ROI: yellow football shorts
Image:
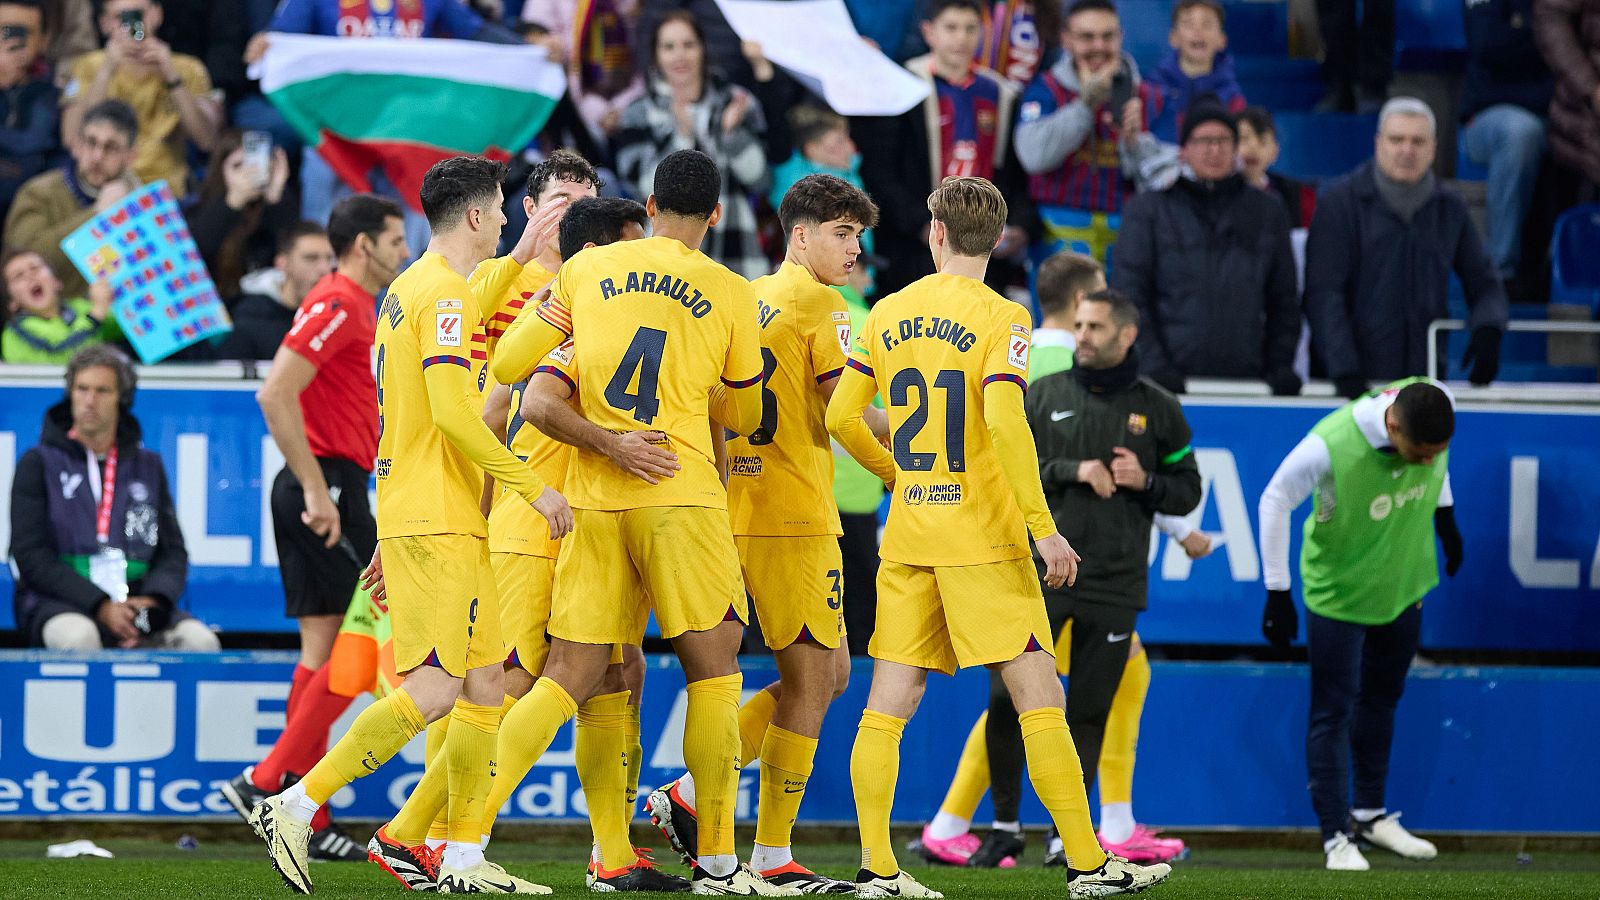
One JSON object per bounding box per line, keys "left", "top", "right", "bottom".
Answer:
{"left": 383, "top": 534, "right": 503, "bottom": 678}
{"left": 492, "top": 551, "right": 555, "bottom": 675}
{"left": 871, "top": 556, "right": 1053, "bottom": 675}
{"left": 551, "top": 506, "right": 747, "bottom": 644}
{"left": 737, "top": 534, "right": 846, "bottom": 651}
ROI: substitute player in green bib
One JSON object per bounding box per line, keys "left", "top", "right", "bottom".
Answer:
{"left": 1258, "top": 377, "right": 1464, "bottom": 872}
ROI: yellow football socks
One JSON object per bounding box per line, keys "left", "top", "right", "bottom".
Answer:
{"left": 300, "top": 688, "right": 425, "bottom": 806}
{"left": 754, "top": 724, "right": 817, "bottom": 849}
{"left": 624, "top": 702, "right": 643, "bottom": 813}
{"left": 1100, "top": 647, "right": 1150, "bottom": 805}
{"left": 683, "top": 673, "right": 743, "bottom": 858}
{"left": 1019, "top": 707, "right": 1107, "bottom": 872}
{"left": 851, "top": 710, "right": 907, "bottom": 877}
{"left": 575, "top": 690, "right": 633, "bottom": 871}
{"left": 737, "top": 686, "right": 778, "bottom": 768}
{"left": 482, "top": 678, "right": 578, "bottom": 835}
{"left": 939, "top": 711, "right": 990, "bottom": 820}
{"left": 387, "top": 716, "right": 449, "bottom": 846}
{"left": 443, "top": 698, "right": 501, "bottom": 845}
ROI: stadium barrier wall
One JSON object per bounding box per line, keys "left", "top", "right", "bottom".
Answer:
{"left": 0, "top": 651, "right": 1595, "bottom": 832}
{"left": 2, "top": 379, "right": 1597, "bottom": 650}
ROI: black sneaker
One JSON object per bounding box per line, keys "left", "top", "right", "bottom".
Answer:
{"left": 591, "top": 860, "right": 692, "bottom": 892}
{"left": 1043, "top": 829, "right": 1067, "bottom": 868}
{"left": 646, "top": 779, "right": 699, "bottom": 865}
{"left": 220, "top": 766, "right": 270, "bottom": 822}
{"left": 310, "top": 822, "right": 367, "bottom": 862}
{"left": 967, "top": 829, "right": 1024, "bottom": 868}
{"left": 366, "top": 824, "right": 440, "bottom": 891}
{"left": 757, "top": 862, "right": 856, "bottom": 894}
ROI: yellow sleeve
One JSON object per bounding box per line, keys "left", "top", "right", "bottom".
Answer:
{"left": 717, "top": 277, "right": 765, "bottom": 435}
{"left": 809, "top": 292, "right": 851, "bottom": 382}
{"left": 826, "top": 356, "right": 895, "bottom": 483}
{"left": 490, "top": 263, "right": 572, "bottom": 385}
{"left": 982, "top": 307, "right": 1056, "bottom": 542}
{"left": 419, "top": 290, "right": 545, "bottom": 502}
{"left": 469, "top": 255, "right": 523, "bottom": 322}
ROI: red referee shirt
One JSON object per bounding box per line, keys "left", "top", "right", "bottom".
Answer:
{"left": 280, "top": 272, "right": 379, "bottom": 471}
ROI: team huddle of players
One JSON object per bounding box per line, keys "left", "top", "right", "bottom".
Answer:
{"left": 245, "top": 148, "right": 1172, "bottom": 898}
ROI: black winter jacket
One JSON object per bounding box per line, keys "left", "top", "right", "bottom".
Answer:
{"left": 1304, "top": 162, "right": 1507, "bottom": 382}
{"left": 1113, "top": 173, "right": 1300, "bottom": 384}
{"left": 1026, "top": 358, "right": 1202, "bottom": 609}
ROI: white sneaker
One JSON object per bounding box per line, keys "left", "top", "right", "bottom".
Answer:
{"left": 439, "top": 860, "right": 553, "bottom": 894}
{"left": 1066, "top": 854, "right": 1171, "bottom": 897}
{"left": 690, "top": 863, "right": 802, "bottom": 896}
{"left": 1356, "top": 812, "right": 1437, "bottom": 860}
{"left": 1324, "top": 833, "right": 1370, "bottom": 871}
{"left": 854, "top": 869, "right": 944, "bottom": 899}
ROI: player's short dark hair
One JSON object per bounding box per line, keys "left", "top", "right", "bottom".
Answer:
{"left": 926, "top": 0, "right": 983, "bottom": 21}
{"left": 327, "top": 194, "right": 403, "bottom": 258}
{"left": 1238, "top": 105, "right": 1276, "bottom": 138}
{"left": 651, "top": 149, "right": 721, "bottom": 220}
{"left": 1067, "top": 0, "right": 1119, "bottom": 23}
{"left": 526, "top": 149, "right": 602, "bottom": 201}
{"left": 65, "top": 343, "right": 137, "bottom": 411}
{"left": 1036, "top": 251, "right": 1103, "bottom": 319}
{"left": 419, "top": 156, "right": 507, "bottom": 230}
{"left": 778, "top": 174, "right": 880, "bottom": 235}
{"left": 276, "top": 221, "right": 328, "bottom": 256}
{"left": 80, "top": 99, "right": 137, "bottom": 144}
{"left": 1081, "top": 287, "right": 1140, "bottom": 329}
{"left": 927, "top": 175, "right": 1006, "bottom": 258}
{"left": 558, "top": 197, "right": 648, "bottom": 261}
{"left": 1393, "top": 382, "right": 1454, "bottom": 445}
{"left": 1172, "top": 0, "right": 1225, "bottom": 27}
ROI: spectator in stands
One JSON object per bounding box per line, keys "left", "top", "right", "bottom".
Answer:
{"left": 1305, "top": 98, "right": 1507, "bottom": 397}
{"left": 9, "top": 344, "right": 219, "bottom": 650}
{"left": 1314, "top": 0, "right": 1392, "bottom": 113}
{"left": 1015, "top": 0, "right": 1170, "bottom": 265}
{"left": 1237, "top": 106, "right": 1316, "bottom": 228}
{"left": 5, "top": 99, "right": 140, "bottom": 300}
{"left": 2, "top": 249, "right": 112, "bottom": 363}
{"left": 615, "top": 10, "right": 770, "bottom": 278}
{"left": 0, "top": 0, "right": 61, "bottom": 224}
{"left": 520, "top": 0, "right": 643, "bottom": 143}
{"left": 214, "top": 222, "right": 335, "bottom": 361}
{"left": 42, "top": 0, "right": 96, "bottom": 75}
{"left": 1463, "top": 0, "right": 1552, "bottom": 301}
{"left": 60, "top": 0, "right": 220, "bottom": 197}
{"left": 856, "top": 0, "right": 1031, "bottom": 295}
{"left": 1114, "top": 104, "right": 1300, "bottom": 395}
{"left": 770, "top": 105, "right": 865, "bottom": 209}
{"left": 1533, "top": 0, "right": 1600, "bottom": 185}
{"left": 1146, "top": 0, "right": 1246, "bottom": 145}
{"left": 186, "top": 129, "right": 296, "bottom": 302}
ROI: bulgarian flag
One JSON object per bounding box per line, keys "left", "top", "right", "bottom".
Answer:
{"left": 257, "top": 34, "right": 566, "bottom": 212}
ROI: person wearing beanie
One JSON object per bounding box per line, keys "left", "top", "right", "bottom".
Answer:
{"left": 1111, "top": 102, "right": 1302, "bottom": 395}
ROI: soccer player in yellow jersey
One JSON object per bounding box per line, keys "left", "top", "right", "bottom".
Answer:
{"left": 488, "top": 149, "right": 787, "bottom": 896}
{"left": 644, "top": 174, "right": 883, "bottom": 894}
{"left": 825, "top": 176, "right": 1172, "bottom": 899}
{"left": 249, "top": 157, "right": 573, "bottom": 897}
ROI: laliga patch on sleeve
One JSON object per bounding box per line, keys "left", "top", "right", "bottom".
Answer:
{"left": 1019, "top": 101, "right": 1042, "bottom": 123}
{"left": 1008, "top": 335, "right": 1030, "bottom": 370}
{"left": 836, "top": 323, "right": 852, "bottom": 354}
{"left": 436, "top": 312, "right": 462, "bottom": 347}
{"left": 549, "top": 339, "right": 575, "bottom": 365}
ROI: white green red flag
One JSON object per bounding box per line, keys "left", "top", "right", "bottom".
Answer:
{"left": 257, "top": 34, "right": 566, "bottom": 211}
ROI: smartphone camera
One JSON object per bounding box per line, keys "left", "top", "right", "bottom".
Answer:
{"left": 241, "top": 130, "right": 273, "bottom": 190}
{"left": 118, "top": 8, "right": 145, "bottom": 41}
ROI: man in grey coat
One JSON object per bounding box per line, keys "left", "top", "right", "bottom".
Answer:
{"left": 1304, "top": 98, "right": 1508, "bottom": 398}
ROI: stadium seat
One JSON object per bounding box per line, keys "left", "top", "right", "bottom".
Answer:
{"left": 1269, "top": 112, "right": 1377, "bottom": 182}
{"left": 1456, "top": 142, "right": 1487, "bottom": 181}
{"left": 1121, "top": 0, "right": 1176, "bottom": 72}
{"left": 1551, "top": 204, "right": 1600, "bottom": 317}
{"left": 1395, "top": 0, "right": 1467, "bottom": 69}
{"left": 1221, "top": 0, "right": 1288, "bottom": 56}
{"left": 1235, "top": 56, "right": 1322, "bottom": 110}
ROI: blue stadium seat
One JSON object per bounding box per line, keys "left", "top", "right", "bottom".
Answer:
{"left": 1551, "top": 204, "right": 1600, "bottom": 316}
{"left": 1235, "top": 56, "right": 1322, "bottom": 110}
{"left": 1221, "top": 0, "right": 1288, "bottom": 56}
{"left": 1395, "top": 0, "right": 1467, "bottom": 69}
{"left": 1269, "top": 112, "right": 1377, "bottom": 181}
{"left": 1121, "top": 0, "right": 1176, "bottom": 72}
{"left": 1456, "top": 141, "right": 1487, "bottom": 181}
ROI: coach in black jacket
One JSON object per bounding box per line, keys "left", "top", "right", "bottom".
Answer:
{"left": 1113, "top": 104, "right": 1302, "bottom": 395}
{"left": 1015, "top": 289, "right": 1201, "bottom": 794}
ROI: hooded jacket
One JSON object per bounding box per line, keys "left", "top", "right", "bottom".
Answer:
{"left": 215, "top": 268, "right": 295, "bottom": 361}
{"left": 9, "top": 401, "right": 187, "bottom": 633}
{"left": 1145, "top": 48, "right": 1249, "bottom": 145}
{"left": 1113, "top": 172, "right": 1300, "bottom": 383}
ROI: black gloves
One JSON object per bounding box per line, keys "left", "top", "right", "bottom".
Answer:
{"left": 1462, "top": 327, "right": 1502, "bottom": 386}
{"left": 1435, "top": 506, "right": 1464, "bottom": 576}
{"left": 1151, "top": 369, "right": 1187, "bottom": 395}
{"left": 1334, "top": 374, "right": 1368, "bottom": 400}
{"left": 1262, "top": 589, "right": 1298, "bottom": 648}
{"left": 1265, "top": 369, "right": 1303, "bottom": 397}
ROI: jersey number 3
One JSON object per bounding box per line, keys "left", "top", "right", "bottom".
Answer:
{"left": 890, "top": 368, "right": 966, "bottom": 472}
{"left": 606, "top": 327, "right": 667, "bottom": 424}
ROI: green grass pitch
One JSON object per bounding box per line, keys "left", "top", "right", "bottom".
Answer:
{"left": 5, "top": 833, "right": 1600, "bottom": 899}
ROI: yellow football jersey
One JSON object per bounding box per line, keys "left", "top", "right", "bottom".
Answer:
{"left": 726, "top": 262, "right": 850, "bottom": 537}
{"left": 375, "top": 253, "right": 502, "bottom": 538}
{"left": 548, "top": 235, "right": 763, "bottom": 511}
{"left": 487, "top": 340, "right": 578, "bottom": 559}
{"left": 850, "top": 273, "right": 1036, "bottom": 566}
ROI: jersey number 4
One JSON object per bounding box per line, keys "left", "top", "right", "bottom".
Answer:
{"left": 890, "top": 368, "right": 966, "bottom": 472}
{"left": 606, "top": 327, "right": 667, "bottom": 424}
